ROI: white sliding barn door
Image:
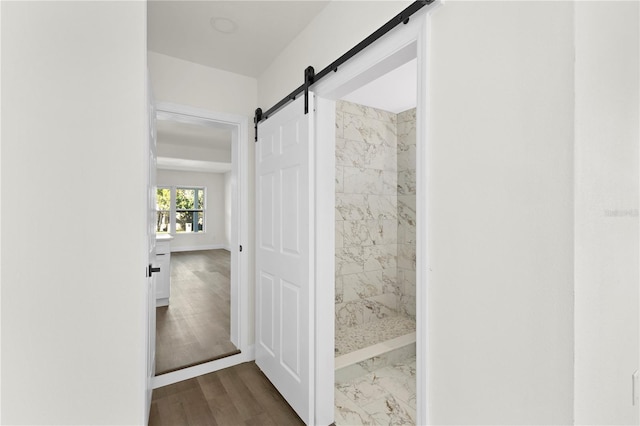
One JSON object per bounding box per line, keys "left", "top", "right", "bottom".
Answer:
{"left": 256, "top": 94, "right": 314, "bottom": 424}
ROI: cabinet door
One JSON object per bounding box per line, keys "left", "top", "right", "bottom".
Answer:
{"left": 155, "top": 253, "right": 170, "bottom": 302}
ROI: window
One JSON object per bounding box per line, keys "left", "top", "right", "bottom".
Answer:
{"left": 176, "top": 187, "right": 204, "bottom": 233}
{"left": 156, "top": 186, "right": 206, "bottom": 234}
{"left": 156, "top": 187, "right": 171, "bottom": 233}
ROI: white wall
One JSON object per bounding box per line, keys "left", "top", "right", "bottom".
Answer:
{"left": 224, "top": 171, "right": 232, "bottom": 250}
{"left": 148, "top": 51, "right": 257, "bottom": 117}
{"left": 427, "top": 2, "right": 575, "bottom": 423}
{"left": 257, "top": 0, "right": 412, "bottom": 108}
{"left": 574, "top": 2, "right": 640, "bottom": 424}
{"left": 157, "top": 170, "right": 227, "bottom": 251}
{"left": 1, "top": 2, "right": 147, "bottom": 424}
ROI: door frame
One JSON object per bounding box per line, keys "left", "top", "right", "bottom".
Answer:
{"left": 151, "top": 102, "right": 253, "bottom": 389}
{"left": 312, "top": 6, "right": 438, "bottom": 424}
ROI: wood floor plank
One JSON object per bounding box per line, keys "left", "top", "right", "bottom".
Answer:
{"left": 216, "top": 365, "right": 264, "bottom": 419}
{"left": 183, "top": 400, "right": 218, "bottom": 426}
{"left": 244, "top": 412, "right": 279, "bottom": 426}
{"left": 152, "top": 376, "right": 200, "bottom": 400}
{"left": 156, "top": 249, "right": 238, "bottom": 375}
{"left": 150, "top": 362, "right": 304, "bottom": 426}
{"left": 205, "top": 394, "right": 246, "bottom": 425}
{"left": 151, "top": 400, "right": 189, "bottom": 426}
{"left": 237, "top": 363, "right": 304, "bottom": 426}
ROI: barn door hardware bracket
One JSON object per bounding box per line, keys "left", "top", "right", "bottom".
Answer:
{"left": 254, "top": 108, "right": 262, "bottom": 142}
{"left": 304, "top": 66, "right": 315, "bottom": 115}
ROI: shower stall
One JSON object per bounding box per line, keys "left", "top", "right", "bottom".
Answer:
{"left": 334, "top": 99, "right": 417, "bottom": 423}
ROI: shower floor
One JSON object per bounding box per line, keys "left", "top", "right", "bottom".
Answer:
{"left": 335, "top": 316, "right": 416, "bottom": 356}
{"left": 335, "top": 354, "right": 416, "bottom": 425}
{"left": 334, "top": 316, "right": 417, "bottom": 425}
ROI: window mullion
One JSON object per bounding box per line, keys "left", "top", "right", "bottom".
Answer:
{"left": 193, "top": 188, "right": 199, "bottom": 233}
{"left": 171, "top": 186, "right": 177, "bottom": 235}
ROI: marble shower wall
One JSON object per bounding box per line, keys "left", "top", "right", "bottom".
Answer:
{"left": 335, "top": 100, "right": 398, "bottom": 327}
{"left": 397, "top": 108, "right": 417, "bottom": 320}
{"left": 335, "top": 100, "right": 417, "bottom": 327}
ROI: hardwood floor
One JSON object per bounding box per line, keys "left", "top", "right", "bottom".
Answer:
{"left": 149, "top": 362, "right": 304, "bottom": 426}
{"left": 156, "top": 249, "right": 239, "bottom": 375}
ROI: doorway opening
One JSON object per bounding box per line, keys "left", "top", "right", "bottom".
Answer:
{"left": 152, "top": 103, "right": 251, "bottom": 387}
{"left": 311, "top": 13, "right": 430, "bottom": 419}
{"left": 332, "top": 58, "right": 418, "bottom": 424}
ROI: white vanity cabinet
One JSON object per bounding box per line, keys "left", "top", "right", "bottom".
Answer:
{"left": 155, "top": 235, "right": 173, "bottom": 307}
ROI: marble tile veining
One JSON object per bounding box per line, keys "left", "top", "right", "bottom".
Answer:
{"left": 367, "top": 119, "right": 397, "bottom": 147}
{"left": 335, "top": 316, "right": 416, "bottom": 356}
{"left": 336, "top": 276, "right": 344, "bottom": 304}
{"left": 363, "top": 244, "right": 397, "bottom": 272}
{"left": 397, "top": 196, "right": 416, "bottom": 227}
{"left": 397, "top": 169, "right": 416, "bottom": 195}
{"left": 399, "top": 295, "right": 416, "bottom": 321}
{"left": 398, "top": 107, "right": 416, "bottom": 124}
{"left": 336, "top": 165, "right": 344, "bottom": 193}
{"left": 343, "top": 113, "right": 369, "bottom": 143}
{"left": 336, "top": 246, "right": 365, "bottom": 275}
{"left": 336, "top": 102, "right": 416, "bottom": 327}
{"left": 364, "top": 394, "right": 415, "bottom": 425}
{"left": 337, "top": 100, "right": 397, "bottom": 125}
{"left": 396, "top": 108, "right": 417, "bottom": 319}
{"left": 336, "top": 342, "right": 416, "bottom": 383}
{"left": 343, "top": 271, "right": 384, "bottom": 303}
{"left": 335, "top": 354, "right": 417, "bottom": 426}
{"left": 343, "top": 221, "right": 376, "bottom": 247}
{"left": 367, "top": 195, "right": 397, "bottom": 221}
{"left": 343, "top": 167, "right": 384, "bottom": 195}
{"left": 335, "top": 299, "right": 396, "bottom": 329}
{"left": 397, "top": 145, "right": 416, "bottom": 173}
{"left": 335, "top": 388, "right": 378, "bottom": 425}
{"left": 336, "top": 194, "right": 371, "bottom": 221}
{"left": 336, "top": 221, "right": 345, "bottom": 249}
{"left": 336, "top": 137, "right": 369, "bottom": 169}
{"left": 336, "top": 111, "right": 345, "bottom": 138}
{"left": 382, "top": 171, "right": 397, "bottom": 195}
{"left": 334, "top": 102, "right": 417, "bottom": 425}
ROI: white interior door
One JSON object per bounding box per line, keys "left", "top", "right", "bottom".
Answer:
{"left": 256, "top": 94, "right": 314, "bottom": 424}
{"left": 145, "top": 77, "right": 157, "bottom": 423}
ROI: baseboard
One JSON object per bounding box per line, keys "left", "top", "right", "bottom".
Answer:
{"left": 152, "top": 344, "right": 256, "bottom": 389}
{"left": 170, "top": 244, "right": 226, "bottom": 252}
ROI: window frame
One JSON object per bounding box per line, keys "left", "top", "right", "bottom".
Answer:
{"left": 156, "top": 185, "right": 207, "bottom": 235}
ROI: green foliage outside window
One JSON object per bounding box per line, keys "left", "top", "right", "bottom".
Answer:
{"left": 156, "top": 187, "right": 171, "bottom": 233}
{"left": 156, "top": 186, "right": 205, "bottom": 233}
{"left": 176, "top": 188, "right": 204, "bottom": 233}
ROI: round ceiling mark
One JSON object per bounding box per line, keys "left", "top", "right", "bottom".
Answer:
{"left": 210, "top": 17, "right": 238, "bottom": 34}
